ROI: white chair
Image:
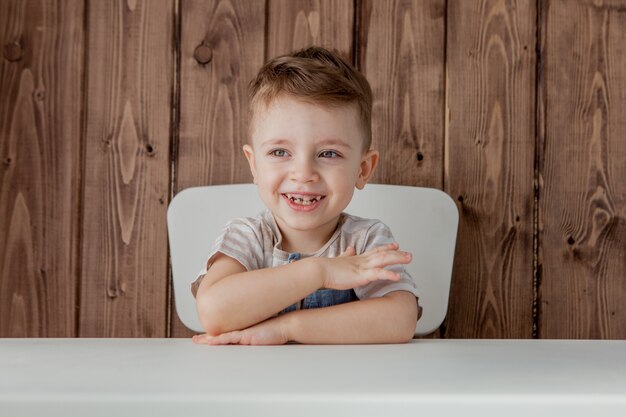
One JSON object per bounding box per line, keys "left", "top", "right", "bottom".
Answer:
{"left": 167, "top": 184, "right": 459, "bottom": 336}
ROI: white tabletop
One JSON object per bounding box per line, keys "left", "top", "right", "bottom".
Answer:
{"left": 1, "top": 339, "right": 625, "bottom": 417}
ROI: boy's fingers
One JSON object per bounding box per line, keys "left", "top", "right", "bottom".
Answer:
{"left": 212, "top": 332, "right": 240, "bottom": 345}
{"left": 363, "top": 243, "right": 399, "bottom": 256}
{"left": 192, "top": 334, "right": 214, "bottom": 345}
{"left": 192, "top": 331, "right": 242, "bottom": 345}
{"left": 366, "top": 250, "right": 412, "bottom": 268}
{"left": 367, "top": 268, "right": 400, "bottom": 282}
{"left": 221, "top": 331, "right": 241, "bottom": 345}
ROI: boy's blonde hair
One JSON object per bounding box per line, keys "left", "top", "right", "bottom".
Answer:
{"left": 247, "top": 46, "right": 373, "bottom": 151}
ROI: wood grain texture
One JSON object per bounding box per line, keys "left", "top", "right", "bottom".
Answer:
{"left": 2, "top": 0, "right": 625, "bottom": 340}
{"left": 0, "top": 0, "right": 83, "bottom": 337}
{"left": 359, "top": 0, "right": 444, "bottom": 187}
{"left": 172, "top": 0, "right": 265, "bottom": 337}
{"left": 538, "top": 0, "right": 626, "bottom": 339}
{"left": 266, "top": 0, "right": 353, "bottom": 59}
{"left": 445, "top": 0, "right": 535, "bottom": 338}
{"left": 79, "top": 0, "right": 173, "bottom": 337}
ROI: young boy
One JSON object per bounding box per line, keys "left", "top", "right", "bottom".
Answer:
{"left": 191, "top": 47, "right": 420, "bottom": 345}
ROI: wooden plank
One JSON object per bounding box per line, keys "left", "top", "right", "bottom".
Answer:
{"left": 445, "top": 0, "right": 536, "bottom": 338}
{"left": 0, "top": 0, "right": 83, "bottom": 337}
{"left": 266, "top": 0, "right": 353, "bottom": 59}
{"left": 359, "top": 0, "right": 444, "bottom": 188}
{"left": 538, "top": 0, "right": 626, "bottom": 339}
{"left": 172, "top": 0, "right": 265, "bottom": 337}
{"left": 79, "top": 0, "right": 173, "bottom": 337}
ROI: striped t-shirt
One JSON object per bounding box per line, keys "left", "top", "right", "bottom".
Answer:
{"left": 191, "top": 210, "right": 419, "bottom": 309}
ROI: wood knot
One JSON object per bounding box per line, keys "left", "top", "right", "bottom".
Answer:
{"left": 194, "top": 43, "right": 213, "bottom": 65}
{"left": 100, "top": 136, "right": 112, "bottom": 153}
{"left": 33, "top": 89, "right": 45, "bottom": 101}
{"left": 416, "top": 152, "right": 424, "bottom": 162}
{"left": 3, "top": 42, "right": 23, "bottom": 62}
{"left": 145, "top": 144, "right": 155, "bottom": 156}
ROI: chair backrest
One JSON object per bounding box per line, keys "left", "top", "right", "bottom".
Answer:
{"left": 167, "top": 184, "right": 459, "bottom": 336}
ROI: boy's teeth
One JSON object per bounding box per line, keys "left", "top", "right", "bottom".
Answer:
{"left": 286, "top": 194, "right": 323, "bottom": 205}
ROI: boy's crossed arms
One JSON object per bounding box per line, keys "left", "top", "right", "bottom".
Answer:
{"left": 192, "top": 242, "right": 418, "bottom": 345}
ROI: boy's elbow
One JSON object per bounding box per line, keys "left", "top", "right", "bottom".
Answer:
{"left": 387, "top": 321, "right": 415, "bottom": 344}
{"left": 384, "top": 292, "right": 418, "bottom": 343}
{"left": 197, "top": 307, "right": 228, "bottom": 337}
{"left": 195, "top": 290, "right": 227, "bottom": 336}
{"left": 394, "top": 315, "right": 417, "bottom": 343}
{"left": 399, "top": 324, "right": 416, "bottom": 343}
{"left": 401, "top": 299, "right": 419, "bottom": 342}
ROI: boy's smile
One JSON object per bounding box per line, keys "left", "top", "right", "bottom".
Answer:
{"left": 243, "top": 94, "right": 378, "bottom": 253}
{"left": 282, "top": 192, "right": 325, "bottom": 210}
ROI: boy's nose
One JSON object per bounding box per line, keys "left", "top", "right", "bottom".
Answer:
{"left": 289, "top": 158, "right": 319, "bottom": 183}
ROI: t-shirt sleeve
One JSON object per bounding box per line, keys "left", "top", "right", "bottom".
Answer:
{"left": 353, "top": 221, "right": 420, "bottom": 300}
{"left": 190, "top": 218, "right": 263, "bottom": 298}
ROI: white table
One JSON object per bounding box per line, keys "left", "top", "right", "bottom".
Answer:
{"left": 1, "top": 339, "right": 625, "bottom": 417}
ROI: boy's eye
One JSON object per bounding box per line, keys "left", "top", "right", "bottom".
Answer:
{"left": 269, "top": 149, "right": 288, "bottom": 157}
{"left": 319, "top": 150, "right": 340, "bottom": 158}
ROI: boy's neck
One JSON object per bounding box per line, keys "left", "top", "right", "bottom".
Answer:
{"left": 275, "top": 215, "right": 341, "bottom": 254}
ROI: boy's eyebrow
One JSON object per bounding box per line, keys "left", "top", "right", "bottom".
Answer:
{"left": 317, "top": 138, "right": 352, "bottom": 149}
{"left": 261, "top": 138, "right": 352, "bottom": 149}
{"left": 262, "top": 138, "right": 292, "bottom": 147}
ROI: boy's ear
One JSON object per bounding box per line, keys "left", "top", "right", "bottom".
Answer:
{"left": 242, "top": 144, "right": 257, "bottom": 183}
{"left": 356, "top": 149, "right": 379, "bottom": 190}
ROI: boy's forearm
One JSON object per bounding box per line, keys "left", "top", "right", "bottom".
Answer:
{"left": 283, "top": 292, "right": 418, "bottom": 344}
{"left": 198, "top": 258, "right": 323, "bottom": 335}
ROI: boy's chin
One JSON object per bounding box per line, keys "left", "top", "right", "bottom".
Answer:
{"left": 279, "top": 212, "right": 341, "bottom": 229}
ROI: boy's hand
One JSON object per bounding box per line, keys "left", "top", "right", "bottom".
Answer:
{"left": 321, "top": 242, "right": 412, "bottom": 290}
{"left": 191, "top": 314, "right": 290, "bottom": 346}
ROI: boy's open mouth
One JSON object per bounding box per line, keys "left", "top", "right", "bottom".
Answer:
{"left": 282, "top": 193, "right": 326, "bottom": 207}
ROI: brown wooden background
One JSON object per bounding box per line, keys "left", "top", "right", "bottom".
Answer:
{"left": 1, "top": 0, "right": 625, "bottom": 339}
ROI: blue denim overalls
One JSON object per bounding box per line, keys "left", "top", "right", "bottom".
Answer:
{"left": 278, "top": 252, "right": 358, "bottom": 315}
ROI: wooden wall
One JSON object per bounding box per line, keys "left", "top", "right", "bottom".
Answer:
{"left": 1, "top": 0, "right": 624, "bottom": 339}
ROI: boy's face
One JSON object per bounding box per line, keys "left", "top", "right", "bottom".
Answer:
{"left": 243, "top": 94, "right": 378, "bottom": 237}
